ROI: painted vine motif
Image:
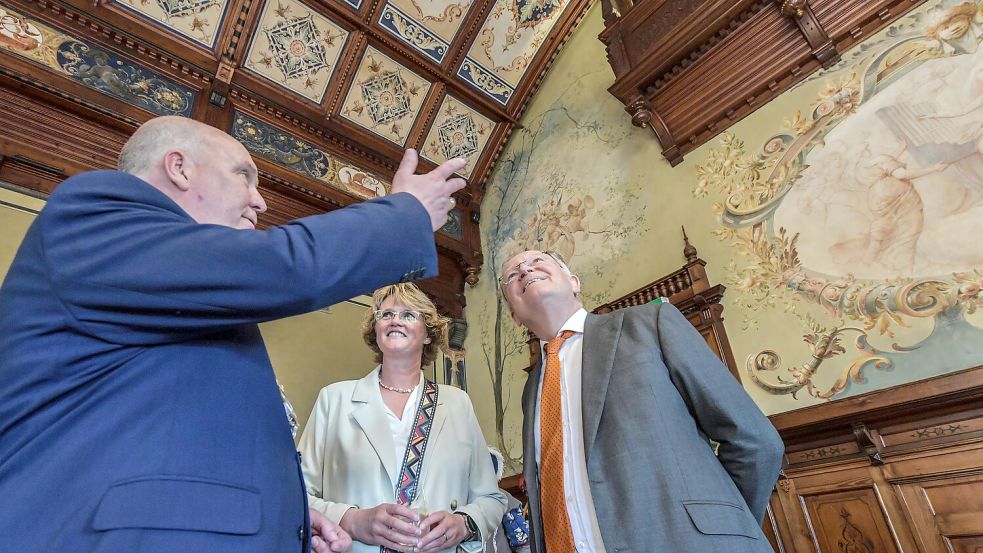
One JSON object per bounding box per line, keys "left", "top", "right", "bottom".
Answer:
{"left": 479, "top": 70, "right": 647, "bottom": 469}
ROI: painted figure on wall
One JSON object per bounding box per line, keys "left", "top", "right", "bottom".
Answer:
{"left": 698, "top": 0, "right": 983, "bottom": 403}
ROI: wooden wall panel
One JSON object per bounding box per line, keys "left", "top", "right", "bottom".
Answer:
{"left": 802, "top": 488, "right": 900, "bottom": 553}
{"left": 767, "top": 365, "right": 983, "bottom": 553}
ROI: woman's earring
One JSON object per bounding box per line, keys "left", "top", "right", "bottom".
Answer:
{"left": 424, "top": 338, "right": 431, "bottom": 344}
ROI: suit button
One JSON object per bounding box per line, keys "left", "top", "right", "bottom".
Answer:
{"left": 298, "top": 524, "right": 306, "bottom": 542}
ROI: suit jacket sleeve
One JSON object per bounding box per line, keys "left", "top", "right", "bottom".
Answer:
{"left": 655, "top": 304, "right": 784, "bottom": 522}
{"left": 42, "top": 172, "right": 436, "bottom": 345}
{"left": 455, "top": 395, "right": 508, "bottom": 553}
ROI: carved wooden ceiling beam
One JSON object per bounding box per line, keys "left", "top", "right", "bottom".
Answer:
{"left": 600, "top": 0, "right": 928, "bottom": 166}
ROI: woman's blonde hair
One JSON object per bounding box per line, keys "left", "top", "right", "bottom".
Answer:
{"left": 361, "top": 283, "right": 449, "bottom": 368}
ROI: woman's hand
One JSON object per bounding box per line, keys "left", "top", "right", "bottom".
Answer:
{"left": 339, "top": 503, "right": 423, "bottom": 552}
{"left": 415, "top": 511, "right": 468, "bottom": 553}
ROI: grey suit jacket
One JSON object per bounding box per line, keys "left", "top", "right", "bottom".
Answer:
{"left": 521, "top": 303, "right": 783, "bottom": 553}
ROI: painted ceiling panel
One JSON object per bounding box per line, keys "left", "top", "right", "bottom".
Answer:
{"left": 0, "top": 4, "right": 196, "bottom": 117}
{"left": 232, "top": 110, "right": 390, "bottom": 200}
{"left": 112, "top": 0, "right": 231, "bottom": 49}
{"left": 422, "top": 95, "right": 494, "bottom": 178}
{"left": 390, "top": 0, "right": 473, "bottom": 42}
{"left": 339, "top": 46, "right": 433, "bottom": 146}
{"left": 377, "top": 2, "right": 450, "bottom": 63}
{"left": 242, "top": 0, "right": 350, "bottom": 104}
{"left": 459, "top": 0, "right": 570, "bottom": 102}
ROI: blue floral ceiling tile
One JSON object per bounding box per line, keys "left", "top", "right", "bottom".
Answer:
{"left": 377, "top": 3, "right": 448, "bottom": 64}
{"left": 112, "top": 0, "right": 231, "bottom": 49}
{"left": 0, "top": 4, "right": 195, "bottom": 117}
{"left": 457, "top": 58, "right": 512, "bottom": 105}
{"left": 243, "top": 0, "right": 349, "bottom": 104}
{"left": 422, "top": 95, "right": 494, "bottom": 178}
{"left": 339, "top": 46, "right": 432, "bottom": 146}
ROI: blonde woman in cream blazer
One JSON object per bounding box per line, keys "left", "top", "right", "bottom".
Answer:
{"left": 299, "top": 284, "right": 506, "bottom": 553}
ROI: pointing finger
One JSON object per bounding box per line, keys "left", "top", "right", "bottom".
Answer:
{"left": 395, "top": 149, "right": 419, "bottom": 181}
{"left": 429, "top": 157, "right": 467, "bottom": 180}
{"left": 445, "top": 177, "right": 466, "bottom": 194}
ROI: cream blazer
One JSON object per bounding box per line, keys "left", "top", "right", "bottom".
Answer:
{"left": 299, "top": 367, "right": 506, "bottom": 553}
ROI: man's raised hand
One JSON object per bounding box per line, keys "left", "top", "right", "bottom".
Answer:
{"left": 391, "top": 149, "right": 466, "bottom": 231}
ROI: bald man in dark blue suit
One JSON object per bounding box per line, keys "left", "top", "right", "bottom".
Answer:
{"left": 0, "top": 116, "right": 465, "bottom": 553}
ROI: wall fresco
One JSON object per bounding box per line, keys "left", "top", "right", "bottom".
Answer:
{"left": 696, "top": 0, "right": 983, "bottom": 402}
{"left": 472, "top": 65, "right": 648, "bottom": 469}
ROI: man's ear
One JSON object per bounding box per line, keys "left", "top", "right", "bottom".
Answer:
{"left": 163, "top": 150, "right": 191, "bottom": 191}
{"left": 569, "top": 273, "right": 581, "bottom": 296}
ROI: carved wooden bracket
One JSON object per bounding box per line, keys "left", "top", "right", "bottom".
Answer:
{"left": 215, "top": 59, "right": 236, "bottom": 85}
{"left": 465, "top": 265, "right": 480, "bottom": 288}
{"left": 600, "top": 0, "right": 917, "bottom": 165}
{"left": 626, "top": 96, "right": 681, "bottom": 166}
{"left": 774, "top": 0, "right": 840, "bottom": 68}
{"left": 851, "top": 422, "right": 885, "bottom": 466}
{"left": 776, "top": 469, "right": 792, "bottom": 493}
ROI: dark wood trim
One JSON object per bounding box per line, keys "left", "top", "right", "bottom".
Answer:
{"left": 771, "top": 364, "right": 983, "bottom": 441}
{"left": 600, "top": 0, "right": 929, "bottom": 164}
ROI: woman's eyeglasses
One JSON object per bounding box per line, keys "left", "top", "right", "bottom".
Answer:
{"left": 373, "top": 309, "right": 422, "bottom": 323}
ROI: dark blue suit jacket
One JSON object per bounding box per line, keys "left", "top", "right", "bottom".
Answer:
{"left": 0, "top": 170, "right": 437, "bottom": 552}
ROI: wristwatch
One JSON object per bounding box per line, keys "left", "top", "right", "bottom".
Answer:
{"left": 456, "top": 512, "right": 480, "bottom": 542}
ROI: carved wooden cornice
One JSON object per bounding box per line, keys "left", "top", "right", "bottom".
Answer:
{"left": 770, "top": 364, "right": 983, "bottom": 475}
{"left": 600, "top": 0, "right": 928, "bottom": 165}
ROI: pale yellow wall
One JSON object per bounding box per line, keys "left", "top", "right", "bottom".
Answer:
{"left": 0, "top": 185, "right": 375, "bottom": 441}
{"left": 0, "top": 187, "right": 44, "bottom": 281}
{"left": 264, "top": 300, "right": 377, "bottom": 436}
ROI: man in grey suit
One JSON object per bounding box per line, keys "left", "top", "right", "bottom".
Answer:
{"left": 499, "top": 250, "right": 784, "bottom": 553}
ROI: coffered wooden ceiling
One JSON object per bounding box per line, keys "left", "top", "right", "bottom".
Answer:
{"left": 0, "top": 0, "right": 592, "bottom": 316}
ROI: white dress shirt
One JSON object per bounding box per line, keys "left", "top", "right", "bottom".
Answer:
{"left": 377, "top": 367, "right": 423, "bottom": 469}
{"left": 534, "top": 308, "right": 607, "bottom": 553}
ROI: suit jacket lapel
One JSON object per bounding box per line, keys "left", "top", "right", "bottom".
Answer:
{"left": 522, "top": 359, "right": 544, "bottom": 552}
{"left": 351, "top": 370, "right": 399, "bottom": 488}
{"left": 582, "top": 311, "right": 621, "bottom": 461}
{"left": 523, "top": 360, "right": 542, "bottom": 475}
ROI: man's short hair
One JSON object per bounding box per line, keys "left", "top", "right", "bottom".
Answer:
{"left": 498, "top": 249, "right": 579, "bottom": 299}
{"left": 118, "top": 116, "right": 208, "bottom": 176}
{"left": 499, "top": 250, "right": 572, "bottom": 286}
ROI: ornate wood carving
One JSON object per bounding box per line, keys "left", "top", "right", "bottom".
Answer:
{"left": 599, "top": 0, "right": 926, "bottom": 165}
{"left": 765, "top": 365, "right": 983, "bottom": 552}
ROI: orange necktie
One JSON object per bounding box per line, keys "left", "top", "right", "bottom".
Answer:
{"left": 539, "top": 330, "right": 576, "bottom": 553}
